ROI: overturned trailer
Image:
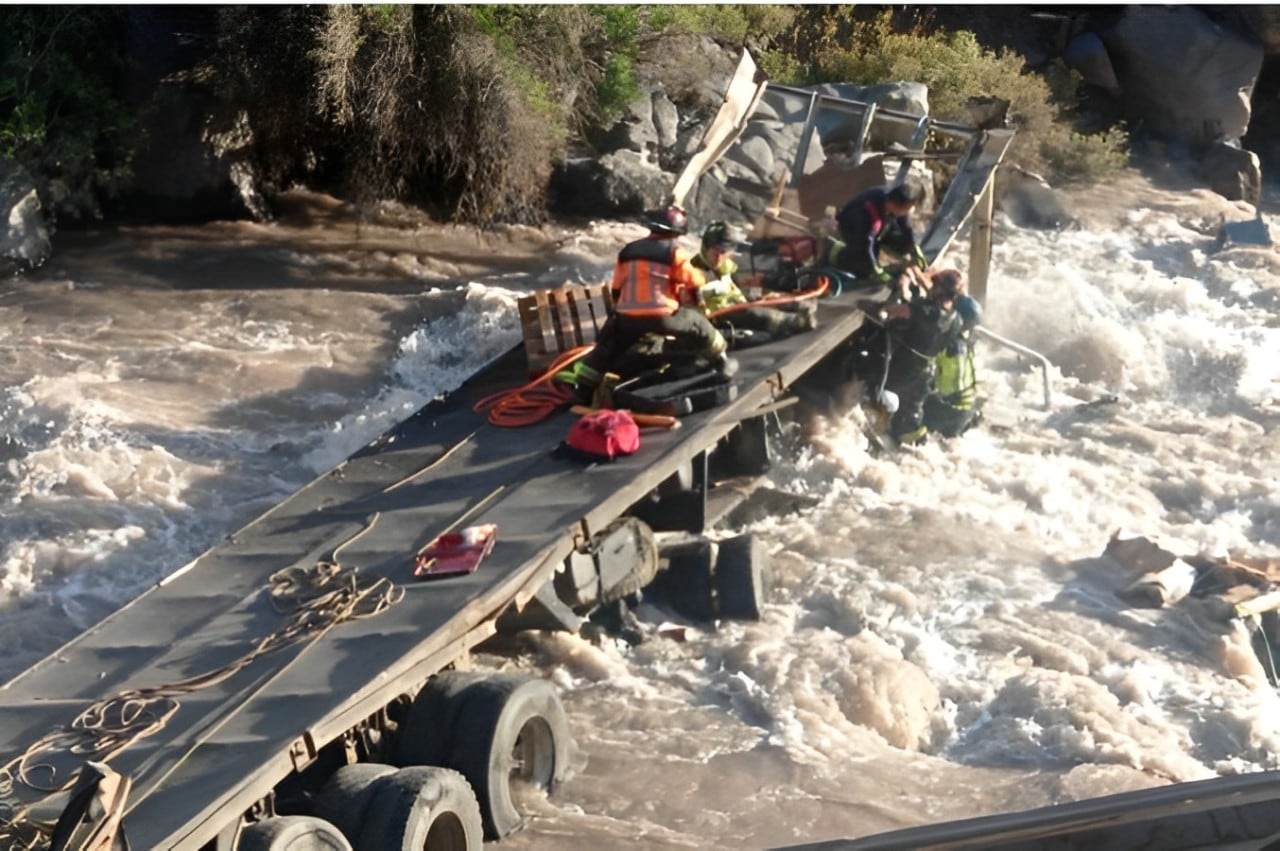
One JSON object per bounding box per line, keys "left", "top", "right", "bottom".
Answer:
{"left": 0, "top": 59, "right": 1013, "bottom": 851}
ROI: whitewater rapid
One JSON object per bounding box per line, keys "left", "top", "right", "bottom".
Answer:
{"left": 1, "top": 177, "right": 1278, "bottom": 847}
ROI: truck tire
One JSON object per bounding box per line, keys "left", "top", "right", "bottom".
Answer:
{"left": 446, "top": 675, "right": 571, "bottom": 839}
{"left": 650, "top": 544, "right": 715, "bottom": 621}
{"left": 310, "top": 762, "right": 397, "bottom": 841}
{"left": 238, "top": 816, "right": 352, "bottom": 851}
{"left": 355, "top": 766, "right": 482, "bottom": 851}
{"left": 714, "top": 533, "right": 772, "bottom": 621}
{"left": 393, "top": 671, "right": 489, "bottom": 768}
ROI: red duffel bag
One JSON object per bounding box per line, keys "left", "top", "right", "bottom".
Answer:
{"left": 564, "top": 409, "right": 640, "bottom": 461}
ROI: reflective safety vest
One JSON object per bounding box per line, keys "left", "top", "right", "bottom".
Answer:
{"left": 700, "top": 278, "right": 748, "bottom": 314}
{"left": 692, "top": 254, "right": 745, "bottom": 313}
{"left": 934, "top": 345, "right": 977, "bottom": 409}
{"left": 612, "top": 238, "right": 704, "bottom": 316}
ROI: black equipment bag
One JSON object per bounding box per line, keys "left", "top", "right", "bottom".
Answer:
{"left": 611, "top": 368, "right": 737, "bottom": 417}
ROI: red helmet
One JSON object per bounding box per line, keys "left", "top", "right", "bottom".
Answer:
{"left": 642, "top": 205, "right": 688, "bottom": 236}
{"left": 930, "top": 269, "right": 964, "bottom": 299}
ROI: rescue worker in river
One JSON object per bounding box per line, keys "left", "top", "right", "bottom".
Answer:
{"left": 573, "top": 205, "right": 734, "bottom": 386}
{"left": 691, "top": 221, "right": 816, "bottom": 344}
{"left": 923, "top": 291, "right": 983, "bottom": 437}
{"left": 875, "top": 266, "right": 965, "bottom": 445}
{"left": 838, "top": 265, "right": 983, "bottom": 447}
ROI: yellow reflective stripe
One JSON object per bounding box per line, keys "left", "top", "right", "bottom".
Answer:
{"left": 935, "top": 350, "right": 977, "bottom": 407}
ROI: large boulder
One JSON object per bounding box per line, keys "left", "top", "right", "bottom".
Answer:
{"left": 549, "top": 150, "right": 672, "bottom": 217}
{"left": 112, "top": 8, "right": 253, "bottom": 221}
{"left": 1196, "top": 141, "right": 1262, "bottom": 205}
{"left": 1100, "top": 6, "right": 1263, "bottom": 148}
{"left": 684, "top": 99, "right": 821, "bottom": 229}
{"left": 1063, "top": 32, "right": 1121, "bottom": 96}
{"left": 0, "top": 160, "right": 53, "bottom": 275}
{"left": 684, "top": 169, "right": 763, "bottom": 230}
{"left": 811, "top": 81, "right": 930, "bottom": 123}
{"left": 997, "top": 167, "right": 1075, "bottom": 231}
{"left": 1236, "top": 7, "right": 1280, "bottom": 55}
{"left": 597, "top": 84, "right": 663, "bottom": 155}
{"left": 651, "top": 88, "right": 680, "bottom": 150}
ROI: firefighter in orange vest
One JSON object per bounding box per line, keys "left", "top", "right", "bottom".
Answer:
{"left": 584, "top": 205, "right": 733, "bottom": 381}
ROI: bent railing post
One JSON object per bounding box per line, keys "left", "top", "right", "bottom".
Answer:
{"left": 975, "top": 327, "right": 1053, "bottom": 409}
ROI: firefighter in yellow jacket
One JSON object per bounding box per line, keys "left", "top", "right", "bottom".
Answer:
{"left": 923, "top": 292, "right": 982, "bottom": 437}
{"left": 692, "top": 221, "right": 815, "bottom": 343}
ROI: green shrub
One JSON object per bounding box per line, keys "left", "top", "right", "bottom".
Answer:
{"left": 597, "top": 55, "right": 641, "bottom": 126}
{"left": 0, "top": 7, "right": 138, "bottom": 221}
{"left": 583, "top": 6, "right": 646, "bottom": 126}
{"left": 1043, "top": 125, "right": 1130, "bottom": 181}
{"left": 209, "top": 6, "right": 327, "bottom": 199}
{"left": 210, "top": 3, "right": 637, "bottom": 223}
{"left": 5, "top": 4, "right": 1129, "bottom": 227}
{"left": 307, "top": 6, "right": 562, "bottom": 222}
{"left": 596, "top": 4, "right": 643, "bottom": 44}
{"left": 660, "top": 5, "right": 797, "bottom": 47}
{"left": 757, "top": 49, "right": 804, "bottom": 85}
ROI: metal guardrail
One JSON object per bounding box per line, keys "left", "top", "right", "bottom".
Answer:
{"left": 976, "top": 326, "right": 1053, "bottom": 409}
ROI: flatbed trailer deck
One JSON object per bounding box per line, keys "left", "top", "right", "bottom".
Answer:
{"left": 0, "top": 293, "right": 875, "bottom": 849}
{"left": 0, "top": 68, "right": 1015, "bottom": 849}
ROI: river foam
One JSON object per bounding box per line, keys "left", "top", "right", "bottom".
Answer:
{"left": 0, "top": 175, "right": 1277, "bottom": 846}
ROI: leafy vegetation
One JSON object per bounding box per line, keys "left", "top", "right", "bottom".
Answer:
{"left": 0, "top": 7, "right": 138, "bottom": 221}
{"left": 659, "top": 5, "right": 798, "bottom": 49}
{"left": 3, "top": 5, "right": 1130, "bottom": 225}
{"left": 309, "top": 5, "right": 565, "bottom": 222}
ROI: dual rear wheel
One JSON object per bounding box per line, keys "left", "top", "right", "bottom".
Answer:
{"left": 240, "top": 673, "right": 567, "bottom": 851}
{"left": 394, "top": 673, "right": 570, "bottom": 840}
{"left": 270, "top": 673, "right": 567, "bottom": 851}
{"left": 305, "top": 763, "right": 482, "bottom": 851}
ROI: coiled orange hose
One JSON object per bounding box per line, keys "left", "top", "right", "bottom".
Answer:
{"left": 472, "top": 345, "right": 594, "bottom": 427}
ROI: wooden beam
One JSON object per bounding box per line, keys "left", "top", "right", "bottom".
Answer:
{"left": 968, "top": 177, "right": 994, "bottom": 303}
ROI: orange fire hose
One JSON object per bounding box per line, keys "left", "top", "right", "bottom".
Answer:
{"left": 708, "top": 273, "right": 829, "bottom": 319}
{"left": 472, "top": 345, "right": 593, "bottom": 428}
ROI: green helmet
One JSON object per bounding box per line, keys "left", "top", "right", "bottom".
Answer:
{"left": 701, "top": 221, "right": 736, "bottom": 251}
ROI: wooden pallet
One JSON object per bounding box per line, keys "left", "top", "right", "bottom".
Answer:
{"left": 517, "top": 283, "right": 614, "bottom": 375}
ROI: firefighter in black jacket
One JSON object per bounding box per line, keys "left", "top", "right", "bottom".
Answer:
{"left": 879, "top": 267, "right": 963, "bottom": 445}
{"left": 831, "top": 183, "right": 928, "bottom": 285}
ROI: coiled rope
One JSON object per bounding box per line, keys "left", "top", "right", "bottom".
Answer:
{"left": 0, "top": 521, "right": 402, "bottom": 848}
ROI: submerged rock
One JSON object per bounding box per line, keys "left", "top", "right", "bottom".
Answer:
{"left": 0, "top": 160, "right": 52, "bottom": 275}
